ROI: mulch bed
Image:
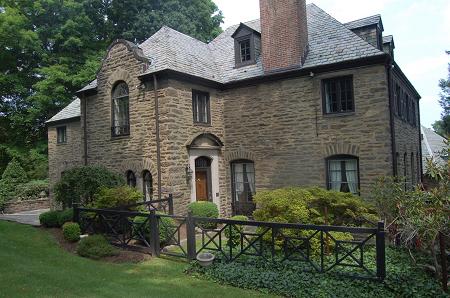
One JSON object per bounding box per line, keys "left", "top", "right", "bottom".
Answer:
{"left": 44, "top": 227, "right": 152, "bottom": 264}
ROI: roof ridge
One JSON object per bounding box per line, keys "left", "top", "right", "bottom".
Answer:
{"left": 344, "top": 14, "right": 381, "bottom": 25}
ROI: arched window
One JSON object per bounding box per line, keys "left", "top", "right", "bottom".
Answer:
{"left": 126, "top": 170, "right": 136, "bottom": 187}
{"left": 142, "top": 170, "right": 153, "bottom": 201}
{"left": 112, "top": 82, "right": 130, "bottom": 137}
{"left": 326, "top": 155, "right": 359, "bottom": 194}
{"left": 231, "top": 160, "right": 255, "bottom": 202}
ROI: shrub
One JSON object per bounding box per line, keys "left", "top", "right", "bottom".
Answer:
{"left": 15, "top": 179, "right": 49, "bottom": 200}
{"left": 77, "top": 235, "right": 118, "bottom": 259}
{"left": 39, "top": 210, "right": 60, "bottom": 228}
{"left": 57, "top": 208, "right": 74, "bottom": 227}
{"left": 91, "top": 186, "right": 142, "bottom": 209}
{"left": 62, "top": 222, "right": 81, "bottom": 242}
{"left": 0, "top": 158, "right": 29, "bottom": 202}
{"left": 224, "top": 215, "right": 248, "bottom": 248}
{"left": 53, "top": 165, "right": 125, "bottom": 207}
{"left": 133, "top": 213, "right": 176, "bottom": 246}
{"left": 188, "top": 201, "right": 219, "bottom": 229}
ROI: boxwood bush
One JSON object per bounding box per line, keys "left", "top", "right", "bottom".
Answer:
{"left": 188, "top": 201, "right": 219, "bottom": 229}
{"left": 57, "top": 208, "right": 73, "bottom": 227}
{"left": 39, "top": 210, "right": 60, "bottom": 228}
{"left": 62, "top": 222, "right": 81, "bottom": 242}
{"left": 15, "top": 179, "right": 49, "bottom": 200}
{"left": 91, "top": 186, "right": 142, "bottom": 209}
{"left": 77, "top": 235, "right": 118, "bottom": 259}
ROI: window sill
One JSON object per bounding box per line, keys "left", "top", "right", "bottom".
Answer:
{"left": 56, "top": 142, "right": 67, "bottom": 146}
{"left": 193, "top": 122, "right": 212, "bottom": 127}
{"left": 234, "top": 61, "right": 257, "bottom": 69}
{"left": 110, "top": 135, "right": 130, "bottom": 141}
{"left": 323, "top": 111, "right": 355, "bottom": 118}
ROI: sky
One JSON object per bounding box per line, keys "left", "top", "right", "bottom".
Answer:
{"left": 213, "top": 0, "right": 450, "bottom": 128}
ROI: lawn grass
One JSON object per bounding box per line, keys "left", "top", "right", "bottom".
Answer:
{"left": 0, "top": 221, "right": 276, "bottom": 298}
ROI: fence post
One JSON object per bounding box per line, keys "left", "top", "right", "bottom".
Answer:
{"left": 73, "top": 203, "right": 80, "bottom": 223}
{"left": 439, "top": 231, "right": 448, "bottom": 292}
{"left": 149, "top": 210, "right": 160, "bottom": 257}
{"left": 186, "top": 211, "right": 197, "bottom": 261}
{"left": 168, "top": 194, "right": 174, "bottom": 215}
{"left": 376, "top": 221, "right": 386, "bottom": 281}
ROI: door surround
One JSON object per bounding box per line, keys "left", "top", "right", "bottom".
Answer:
{"left": 189, "top": 149, "right": 220, "bottom": 206}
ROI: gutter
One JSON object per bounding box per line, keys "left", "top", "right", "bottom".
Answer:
{"left": 386, "top": 59, "right": 397, "bottom": 176}
{"left": 153, "top": 74, "right": 162, "bottom": 200}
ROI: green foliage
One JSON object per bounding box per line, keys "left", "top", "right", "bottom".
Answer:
{"left": 133, "top": 213, "right": 176, "bottom": 246}
{"left": 91, "top": 186, "right": 142, "bottom": 209}
{"left": 53, "top": 166, "right": 125, "bottom": 207}
{"left": 77, "top": 235, "right": 118, "bottom": 260}
{"left": 0, "top": 158, "right": 28, "bottom": 202}
{"left": 15, "top": 179, "right": 49, "bottom": 200}
{"left": 62, "top": 222, "right": 80, "bottom": 242}
{"left": 0, "top": 145, "right": 48, "bottom": 181}
{"left": 224, "top": 216, "right": 248, "bottom": 248}
{"left": 188, "top": 201, "right": 219, "bottom": 229}
{"left": 0, "top": 0, "right": 223, "bottom": 146}
{"left": 57, "top": 209, "right": 74, "bottom": 227}
{"left": 39, "top": 210, "right": 60, "bottom": 228}
{"left": 188, "top": 246, "right": 448, "bottom": 298}
{"left": 432, "top": 51, "right": 450, "bottom": 138}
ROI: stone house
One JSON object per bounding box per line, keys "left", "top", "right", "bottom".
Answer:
{"left": 46, "top": 1, "right": 421, "bottom": 216}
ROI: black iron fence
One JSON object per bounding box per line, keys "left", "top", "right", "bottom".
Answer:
{"left": 73, "top": 197, "right": 386, "bottom": 281}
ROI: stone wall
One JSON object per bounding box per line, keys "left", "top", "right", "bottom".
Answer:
{"left": 48, "top": 119, "right": 83, "bottom": 198}
{"left": 3, "top": 198, "right": 50, "bottom": 214}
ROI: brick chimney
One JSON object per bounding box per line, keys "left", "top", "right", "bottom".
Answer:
{"left": 260, "top": 0, "right": 309, "bottom": 73}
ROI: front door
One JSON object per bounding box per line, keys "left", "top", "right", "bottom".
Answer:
{"left": 195, "top": 171, "right": 208, "bottom": 201}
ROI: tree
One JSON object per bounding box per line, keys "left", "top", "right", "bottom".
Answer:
{"left": 0, "top": 0, "right": 223, "bottom": 147}
{"left": 432, "top": 51, "right": 450, "bottom": 138}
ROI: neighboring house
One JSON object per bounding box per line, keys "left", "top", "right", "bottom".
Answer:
{"left": 421, "top": 126, "right": 448, "bottom": 174}
{"left": 46, "top": 1, "right": 421, "bottom": 216}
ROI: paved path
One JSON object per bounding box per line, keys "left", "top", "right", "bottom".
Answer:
{"left": 0, "top": 209, "right": 49, "bottom": 226}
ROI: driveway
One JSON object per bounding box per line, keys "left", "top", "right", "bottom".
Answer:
{"left": 0, "top": 209, "right": 48, "bottom": 226}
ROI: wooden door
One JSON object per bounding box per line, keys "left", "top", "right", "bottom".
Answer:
{"left": 195, "top": 171, "right": 208, "bottom": 201}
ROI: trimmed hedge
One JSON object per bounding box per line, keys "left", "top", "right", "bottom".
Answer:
{"left": 188, "top": 201, "right": 219, "bottom": 229}
{"left": 39, "top": 210, "right": 60, "bottom": 228}
{"left": 15, "top": 180, "right": 49, "bottom": 200}
{"left": 91, "top": 186, "right": 142, "bottom": 209}
{"left": 133, "top": 213, "right": 176, "bottom": 246}
{"left": 57, "top": 208, "right": 74, "bottom": 227}
{"left": 77, "top": 235, "right": 118, "bottom": 259}
{"left": 62, "top": 222, "right": 81, "bottom": 242}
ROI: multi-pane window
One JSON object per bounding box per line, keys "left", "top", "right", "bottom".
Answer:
{"left": 395, "top": 85, "right": 402, "bottom": 117}
{"left": 57, "top": 126, "right": 67, "bottom": 144}
{"left": 410, "top": 153, "right": 415, "bottom": 187}
{"left": 192, "top": 90, "right": 210, "bottom": 124}
{"left": 405, "top": 95, "right": 410, "bottom": 122}
{"left": 126, "top": 170, "right": 136, "bottom": 187}
{"left": 410, "top": 100, "right": 417, "bottom": 126}
{"left": 239, "top": 39, "right": 251, "bottom": 62}
{"left": 401, "top": 93, "right": 407, "bottom": 121}
{"left": 112, "top": 82, "right": 130, "bottom": 137}
{"left": 231, "top": 160, "right": 255, "bottom": 202}
{"left": 323, "top": 76, "right": 354, "bottom": 114}
{"left": 327, "top": 156, "right": 359, "bottom": 194}
{"left": 142, "top": 170, "right": 153, "bottom": 201}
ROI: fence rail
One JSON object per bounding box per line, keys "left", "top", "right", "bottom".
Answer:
{"left": 73, "top": 199, "right": 386, "bottom": 281}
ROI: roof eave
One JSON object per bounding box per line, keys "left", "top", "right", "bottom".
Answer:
{"left": 46, "top": 116, "right": 81, "bottom": 126}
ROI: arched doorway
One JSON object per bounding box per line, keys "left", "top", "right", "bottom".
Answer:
{"left": 187, "top": 133, "right": 223, "bottom": 205}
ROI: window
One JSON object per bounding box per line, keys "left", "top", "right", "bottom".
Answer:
{"left": 112, "top": 82, "right": 130, "bottom": 137}
{"left": 57, "top": 126, "right": 67, "bottom": 144}
{"left": 401, "top": 92, "right": 407, "bottom": 121}
{"left": 327, "top": 155, "right": 359, "bottom": 194}
{"left": 395, "top": 85, "right": 401, "bottom": 117}
{"left": 192, "top": 90, "right": 210, "bottom": 124}
{"left": 403, "top": 153, "right": 407, "bottom": 191}
{"left": 410, "top": 100, "right": 417, "bottom": 126}
{"left": 231, "top": 160, "right": 255, "bottom": 202}
{"left": 126, "top": 170, "right": 136, "bottom": 187}
{"left": 239, "top": 39, "right": 251, "bottom": 62}
{"left": 410, "top": 153, "right": 415, "bottom": 187}
{"left": 322, "top": 76, "right": 354, "bottom": 114}
{"left": 142, "top": 170, "right": 153, "bottom": 201}
{"left": 406, "top": 94, "right": 410, "bottom": 122}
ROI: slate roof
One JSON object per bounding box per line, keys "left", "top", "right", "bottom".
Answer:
{"left": 46, "top": 98, "right": 80, "bottom": 124}
{"left": 383, "top": 35, "right": 393, "bottom": 44}
{"left": 421, "top": 126, "right": 448, "bottom": 173}
{"left": 62, "top": 3, "right": 387, "bottom": 122}
{"left": 344, "top": 14, "right": 383, "bottom": 30}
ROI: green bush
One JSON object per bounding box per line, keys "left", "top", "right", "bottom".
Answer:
{"left": 91, "top": 186, "right": 142, "bottom": 209}
{"left": 15, "top": 179, "right": 49, "bottom": 200}
{"left": 62, "top": 222, "right": 81, "bottom": 242}
{"left": 224, "top": 215, "right": 248, "bottom": 248}
{"left": 39, "top": 210, "right": 60, "bottom": 228}
{"left": 57, "top": 208, "right": 74, "bottom": 226}
{"left": 53, "top": 165, "right": 125, "bottom": 207}
{"left": 77, "top": 235, "right": 118, "bottom": 259}
{"left": 188, "top": 201, "right": 219, "bottom": 229}
{"left": 0, "top": 158, "right": 29, "bottom": 202}
{"left": 133, "top": 213, "right": 176, "bottom": 246}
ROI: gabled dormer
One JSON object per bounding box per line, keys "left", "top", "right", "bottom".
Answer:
{"left": 344, "top": 15, "right": 384, "bottom": 51}
{"left": 232, "top": 23, "right": 261, "bottom": 68}
{"left": 382, "top": 35, "right": 395, "bottom": 59}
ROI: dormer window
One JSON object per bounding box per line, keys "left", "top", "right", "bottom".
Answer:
{"left": 232, "top": 23, "right": 261, "bottom": 68}
{"left": 239, "top": 39, "right": 251, "bottom": 62}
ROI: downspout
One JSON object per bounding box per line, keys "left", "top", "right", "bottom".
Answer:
{"left": 386, "top": 60, "right": 397, "bottom": 176}
{"left": 153, "top": 74, "right": 162, "bottom": 200}
{"left": 82, "top": 93, "right": 88, "bottom": 166}
{"left": 417, "top": 99, "right": 423, "bottom": 183}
